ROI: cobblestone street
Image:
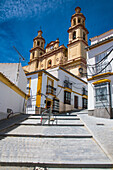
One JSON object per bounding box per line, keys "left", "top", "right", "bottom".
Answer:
{"left": 0, "top": 111, "right": 113, "bottom": 169}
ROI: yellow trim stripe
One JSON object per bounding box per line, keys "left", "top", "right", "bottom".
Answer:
{"left": 93, "top": 79, "right": 111, "bottom": 85}
{"left": 58, "top": 85, "right": 83, "bottom": 96}
{"left": 36, "top": 72, "right": 42, "bottom": 107}
{"left": 82, "top": 95, "right": 88, "bottom": 99}
{"left": 88, "top": 72, "right": 113, "bottom": 81}
{"left": 0, "top": 73, "right": 29, "bottom": 100}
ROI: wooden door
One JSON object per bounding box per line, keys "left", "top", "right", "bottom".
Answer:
{"left": 74, "top": 96, "right": 78, "bottom": 108}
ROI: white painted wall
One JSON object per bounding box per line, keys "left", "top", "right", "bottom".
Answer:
{"left": 0, "top": 63, "right": 18, "bottom": 84}
{"left": 18, "top": 64, "right": 27, "bottom": 92}
{"left": 91, "top": 30, "right": 113, "bottom": 45}
{"left": 0, "top": 81, "right": 25, "bottom": 119}
{"left": 57, "top": 68, "right": 87, "bottom": 110}
{"left": 87, "top": 31, "right": 113, "bottom": 112}
{"left": 0, "top": 63, "right": 27, "bottom": 92}
{"left": 26, "top": 67, "right": 87, "bottom": 113}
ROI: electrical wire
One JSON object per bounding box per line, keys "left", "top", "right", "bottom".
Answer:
{"left": 87, "top": 47, "right": 113, "bottom": 67}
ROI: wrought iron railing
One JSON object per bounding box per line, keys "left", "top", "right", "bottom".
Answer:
{"left": 41, "top": 107, "right": 54, "bottom": 125}
{"left": 46, "top": 85, "right": 56, "bottom": 95}
{"left": 64, "top": 80, "right": 72, "bottom": 89}
{"left": 82, "top": 88, "right": 88, "bottom": 96}
{"left": 26, "top": 104, "right": 45, "bottom": 114}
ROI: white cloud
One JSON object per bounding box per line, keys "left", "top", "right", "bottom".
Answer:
{"left": 0, "top": 0, "right": 67, "bottom": 21}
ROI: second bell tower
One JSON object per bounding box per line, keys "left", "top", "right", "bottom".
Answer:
{"left": 66, "top": 7, "right": 89, "bottom": 77}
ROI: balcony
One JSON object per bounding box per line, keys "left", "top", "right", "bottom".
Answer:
{"left": 64, "top": 80, "right": 72, "bottom": 89}
{"left": 46, "top": 85, "right": 56, "bottom": 96}
{"left": 82, "top": 88, "right": 88, "bottom": 96}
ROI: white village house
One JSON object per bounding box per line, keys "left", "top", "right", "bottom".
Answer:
{"left": 87, "top": 29, "right": 113, "bottom": 118}
{"left": 0, "top": 63, "right": 29, "bottom": 120}
{"left": 26, "top": 66, "right": 87, "bottom": 114}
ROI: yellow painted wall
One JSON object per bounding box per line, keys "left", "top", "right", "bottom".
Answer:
{"left": 36, "top": 72, "right": 42, "bottom": 107}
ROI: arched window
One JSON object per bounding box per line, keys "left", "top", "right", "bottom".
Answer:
{"left": 41, "top": 42, "right": 43, "bottom": 47}
{"left": 37, "top": 41, "right": 40, "bottom": 46}
{"left": 78, "top": 18, "right": 81, "bottom": 23}
{"left": 82, "top": 20, "right": 85, "bottom": 26}
{"left": 73, "top": 18, "right": 76, "bottom": 25}
{"left": 47, "top": 60, "right": 52, "bottom": 68}
{"left": 83, "top": 32, "right": 86, "bottom": 41}
{"left": 36, "top": 60, "right": 38, "bottom": 68}
{"left": 32, "top": 52, "right": 35, "bottom": 59}
{"left": 73, "top": 31, "right": 76, "bottom": 40}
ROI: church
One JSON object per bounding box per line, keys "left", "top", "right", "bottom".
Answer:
{"left": 23, "top": 7, "right": 89, "bottom": 77}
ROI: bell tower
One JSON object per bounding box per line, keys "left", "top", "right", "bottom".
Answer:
{"left": 67, "top": 7, "right": 89, "bottom": 77}
{"left": 29, "top": 29, "right": 45, "bottom": 70}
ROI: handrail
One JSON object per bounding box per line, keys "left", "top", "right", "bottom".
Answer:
{"left": 41, "top": 107, "right": 51, "bottom": 125}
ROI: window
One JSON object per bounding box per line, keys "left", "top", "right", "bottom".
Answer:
{"left": 82, "top": 20, "right": 85, "bottom": 26}
{"left": 73, "top": 31, "right": 76, "bottom": 40}
{"left": 83, "top": 32, "right": 86, "bottom": 41}
{"left": 40, "top": 52, "right": 42, "bottom": 56}
{"left": 41, "top": 42, "right": 43, "bottom": 47}
{"left": 82, "top": 87, "right": 87, "bottom": 95}
{"left": 82, "top": 98, "right": 87, "bottom": 109}
{"left": 73, "top": 18, "right": 76, "bottom": 25}
{"left": 36, "top": 61, "right": 38, "bottom": 68}
{"left": 32, "top": 52, "right": 35, "bottom": 59}
{"left": 94, "top": 83, "right": 110, "bottom": 108}
{"left": 53, "top": 99, "right": 59, "bottom": 113}
{"left": 64, "top": 91, "right": 71, "bottom": 105}
{"left": 37, "top": 41, "right": 40, "bottom": 46}
{"left": 95, "top": 87, "right": 107, "bottom": 102}
{"left": 78, "top": 18, "right": 81, "bottom": 23}
{"left": 50, "top": 46, "right": 54, "bottom": 50}
{"left": 47, "top": 60, "right": 52, "bottom": 68}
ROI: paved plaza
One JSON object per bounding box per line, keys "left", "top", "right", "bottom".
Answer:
{"left": 0, "top": 111, "right": 113, "bottom": 169}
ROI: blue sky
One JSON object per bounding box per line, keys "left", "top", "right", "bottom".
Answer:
{"left": 0, "top": 0, "right": 113, "bottom": 66}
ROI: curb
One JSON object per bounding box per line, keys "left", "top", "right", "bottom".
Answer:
{"left": 0, "top": 134, "right": 93, "bottom": 138}
{"left": 15, "top": 123, "right": 84, "bottom": 126}
{"left": 0, "top": 162, "right": 113, "bottom": 168}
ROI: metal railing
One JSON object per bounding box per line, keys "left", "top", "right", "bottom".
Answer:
{"left": 64, "top": 80, "right": 72, "bottom": 89}
{"left": 82, "top": 88, "right": 88, "bottom": 96}
{"left": 46, "top": 85, "right": 56, "bottom": 95}
{"left": 26, "top": 104, "right": 45, "bottom": 114}
{"left": 41, "top": 107, "right": 53, "bottom": 125}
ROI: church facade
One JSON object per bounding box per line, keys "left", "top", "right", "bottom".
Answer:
{"left": 23, "top": 7, "right": 89, "bottom": 77}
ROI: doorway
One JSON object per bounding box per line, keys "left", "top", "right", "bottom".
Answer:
{"left": 74, "top": 95, "right": 78, "bottom": 109}
{"left": 46, "top": 100, "right": 51, "bottom": 109}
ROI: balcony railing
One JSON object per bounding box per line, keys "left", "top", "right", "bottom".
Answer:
{"left": 82, "top": 88, "right": 88, "bottom": 96}
{"left": 46, "top": 85, "right": 56, "bottom": 95}
{"left": 64, "top": 80, "right": 72, "bottom": 89}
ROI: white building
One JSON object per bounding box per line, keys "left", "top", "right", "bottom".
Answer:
{"left": 26, "top": 66, "right": 87, "bottom": 114}
{"left": 87, "top": 29, "right": 113, "bottom": 118}
{"left": 0, "top": 63, "right": 29, "bottom": 120}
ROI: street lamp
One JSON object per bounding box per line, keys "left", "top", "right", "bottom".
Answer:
{"left": 79, "top": 67, "right": 87, "bottom": 77}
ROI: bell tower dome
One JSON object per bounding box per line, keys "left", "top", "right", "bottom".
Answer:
{"left": 67, "top": 7, "right": 89, "bottom": 77}
{"left": 29, "top": 29, "right": 45, "bottom": 70}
